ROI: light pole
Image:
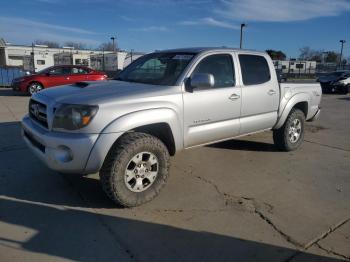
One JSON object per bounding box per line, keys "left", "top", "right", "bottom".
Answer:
{"left": 339, "top": 40, "right": 346, "bottom": 68}
{"left": 240, "top": 23, "right": 246, "bottom": 49}
{"left": 110, "top": 36, "right": 116, "bottom": 52}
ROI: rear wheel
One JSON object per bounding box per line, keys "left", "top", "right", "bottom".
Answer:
{"left": 273, "top": 108, "right": 305, "bottom": 151}
{"left": 99, "top": 132, "right": 170, "bottom": 207}
{"left": 28, "top": 82, "right": 43, "bottom": 95}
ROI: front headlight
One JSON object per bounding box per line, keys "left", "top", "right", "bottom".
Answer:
{"left": 52, "top": 104, "right": 98, "bottom": 130}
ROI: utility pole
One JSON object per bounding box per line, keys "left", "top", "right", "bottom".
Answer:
{"left": 31, "top": 43, "right": 35, "bottom": 73}
{"left": 110, "top": 36, "right": 116, "bottom": 52}
{"left": 339, "top": 40, "right": 346, "bottom": 68}
{"left": 240, "top": 23, "right": 246, "bottom": 49}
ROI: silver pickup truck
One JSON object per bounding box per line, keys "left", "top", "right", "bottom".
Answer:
{"left": 22, "top": 47, "right": 321, "bottom": 207}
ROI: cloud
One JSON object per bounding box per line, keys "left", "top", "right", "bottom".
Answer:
{"left": 180, "top": 17, "right": 239, "bottom": 29}
{"left": 132, "top": 26, "right": 168, "bottom": 32}
{"left": 216, "top": 0, "right": 350, "bottom": 22}
{"left": 0, "top": 16, "right": 100, "bottom": 45}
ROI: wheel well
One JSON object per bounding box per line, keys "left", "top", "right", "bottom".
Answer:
{"left": 132, "top": 123, "right": 176, "bottom": 156}
{"left": 293, "top": 102, "right": 308, "bottom": 117}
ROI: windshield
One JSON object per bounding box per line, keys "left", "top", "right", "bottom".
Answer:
{"left": 115, "top": 52, "right": 195, "bottom": 85}
{"left": 37, "top": 66, "right": 53, "bottom": 74}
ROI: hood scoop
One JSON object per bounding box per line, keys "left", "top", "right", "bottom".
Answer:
{"left": 73, "top": 82, "right": 90, "bottom": 88}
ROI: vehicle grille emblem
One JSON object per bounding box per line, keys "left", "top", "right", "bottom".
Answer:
{"left": 31, "top": 104, "right": 40, "bottom": 118}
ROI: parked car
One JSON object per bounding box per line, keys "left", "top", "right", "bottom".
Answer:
{"left": 318, "top": 70, "right": 350, "bottom": 94}
{"left": 12, "top": 65, "right": 107, "bottom": 95}
{"left": 22, "top": 48, "right": 322, "bottom": 207}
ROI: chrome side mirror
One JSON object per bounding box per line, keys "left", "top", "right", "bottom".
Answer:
{"left": 190, "top": 73, "right": 215, "bottom": 89}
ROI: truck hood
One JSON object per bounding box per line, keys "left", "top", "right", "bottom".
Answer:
{"left": 36, "top": 80, "right": 177, "bottom": 104}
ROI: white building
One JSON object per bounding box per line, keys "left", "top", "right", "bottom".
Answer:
{"left": 273, "top": 60, "right": 317, "bottom": 74}
{"left": 0, "top": 38, "right": 143, "bottom": 72}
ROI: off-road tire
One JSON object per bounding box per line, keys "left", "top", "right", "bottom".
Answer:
{"left": 273, "top": 108, "right": 305, "bottom": 152}
{"left": 99, "top": 132, "right": 170, "bottom": 207}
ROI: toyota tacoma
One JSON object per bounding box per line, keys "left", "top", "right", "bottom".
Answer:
{"left": 22, "top": 48, "right": 322, "bottom": 207}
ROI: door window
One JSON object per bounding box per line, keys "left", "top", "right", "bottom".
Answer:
{"left": 49, "top": 67, "right": 64, "bottom": 75}
{"left": 72, "top": 67, "right": 88, "bottom": 74}
{"left": 239, "top": 55, "right": 271, "bottom": 85}
{"left": 192, "top": 54, "right": 235, "bottom": 88}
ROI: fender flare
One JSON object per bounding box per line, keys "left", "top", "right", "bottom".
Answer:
{"left": 84, "top": 108, "right": 183, "bottom": 173}
{"left": 274, "top": 93, "right": 310, "bottom": 129}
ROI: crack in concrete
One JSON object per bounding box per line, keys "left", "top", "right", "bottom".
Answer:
{"left": 315, "top": 243, "right": 350, "bottom": 261}
{"left": 193, "top": 175, "right": 303, "bottom": 249}
{"left": 304, "top": 218, "right": 350, "bottom": 250}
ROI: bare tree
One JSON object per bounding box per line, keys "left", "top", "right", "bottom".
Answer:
{"left": 98, "top": 42, "right": 115, "bottom": 51}
{"left": 266, "top": 49, "right": 286, "bottom": 60}
{"left": 64, "top": 41, "right": 88, "bottom": 50}
{"left": 34, "top": 40, "right": 60, "bottom": 48}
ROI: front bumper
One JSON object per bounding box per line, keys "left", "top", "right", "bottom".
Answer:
{"left": 22, "top": 115, "right": 123, "bottom": 174}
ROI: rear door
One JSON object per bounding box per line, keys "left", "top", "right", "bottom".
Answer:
{"left": 238, "top": 54, "right": 279, "bottom": 134}
{"left": 183, "top": 53, "right": 241, "bottom": 147}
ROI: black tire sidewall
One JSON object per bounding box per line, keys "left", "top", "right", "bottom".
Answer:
{"left": 283, "top": 109, "right": 305, "bottom": 151}
{"left": 101, "top": 133, "right": 170, "bottom": 207}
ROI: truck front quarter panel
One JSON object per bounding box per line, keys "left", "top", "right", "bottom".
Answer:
{"left": 84, "top": 108, "right": 183, "bottom": 173}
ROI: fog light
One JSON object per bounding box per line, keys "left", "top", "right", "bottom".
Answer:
{"left": 54, "top": 146, "right": 73, "bottom": 163}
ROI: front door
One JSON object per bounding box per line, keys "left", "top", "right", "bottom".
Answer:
{"left": 46, "top": 67, "right": 71, "bottom": 87}
{"left": 183, "top": 53, "right": 241, "bottom": 148}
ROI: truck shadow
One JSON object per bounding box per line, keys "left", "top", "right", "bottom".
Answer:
{"left": 208, "top": 139, "right": 279, "bottom": 152}
{"left": 0, "top": 198, "right": 344, "bottom": 262}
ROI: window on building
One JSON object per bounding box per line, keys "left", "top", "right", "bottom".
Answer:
{"left": 37, "top": 60, "right": 45, "bottom": 65}
{"left": 239, "top": 54, "right": 271, "bottom": 85}
{"left": 295, "top": 63, "right": 304, "bottom": 69}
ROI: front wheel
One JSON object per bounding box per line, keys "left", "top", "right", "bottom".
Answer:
{"left": 28, "top": 82, "right": 43, "bottom": 95}
{"left": 99, "top": 132, "right": 170, "bottom": 207}
{"left": 273, "top": 108, "right": 305, "bottom": 151}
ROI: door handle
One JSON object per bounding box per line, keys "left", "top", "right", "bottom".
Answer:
{"left": 229, "top": 94, "right": 240, "bottom": 101}
{"left": 268, "top": 90, "right": 276, "bottom": 95}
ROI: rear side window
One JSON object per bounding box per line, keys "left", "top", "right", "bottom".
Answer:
{"left": 239, "top": 55, "right": 271, "bottom": 85}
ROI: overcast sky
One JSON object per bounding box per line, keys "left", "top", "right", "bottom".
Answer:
{"left": 1, "top": 0, "right": 349, "bottom": 58}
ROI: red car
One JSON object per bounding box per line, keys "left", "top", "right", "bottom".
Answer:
{"left": 12, "top": 65, "right": 107, "bottom": 95}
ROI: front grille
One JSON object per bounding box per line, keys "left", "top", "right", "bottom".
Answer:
{"left": 29, "top": 99, "right": 48, "bottom": 128}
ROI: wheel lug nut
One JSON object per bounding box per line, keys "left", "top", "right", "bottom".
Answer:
{"left": 141, "top": 175, "right": 144, "bottom": 178}
{"left": 136, "top": 175, "right": 139, "bottom": 178}
{"left": 138, "top": 164, "right": 141, "bottom": 168}
{"left": 134, "top": 169, "right": 138, "bottom": 173}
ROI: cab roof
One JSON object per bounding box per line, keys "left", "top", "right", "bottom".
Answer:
{"left": 158, "top": 47, "right": 266, "bottom": 56}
